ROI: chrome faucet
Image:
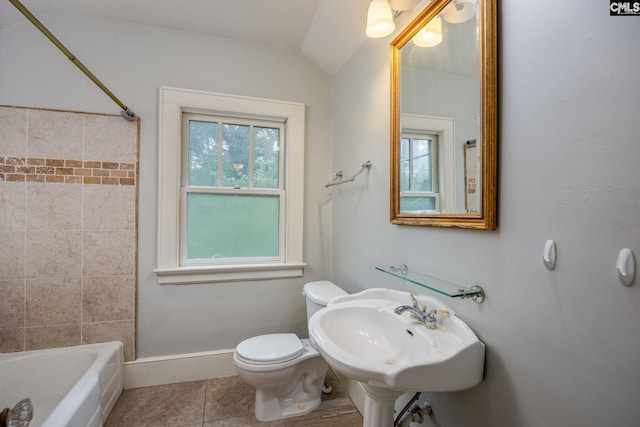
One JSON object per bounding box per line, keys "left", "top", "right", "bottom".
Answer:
{"left": 394, "top": 305, "right": 428, "bottom": 322}
{"left": 394, "top": 293, "right": 428, "bottom": 322}
{"left": 1, "top": 398, "right": 33, "bottom": 427}
{"left": 394, "top": 294, "right": 450, "bottom": 329}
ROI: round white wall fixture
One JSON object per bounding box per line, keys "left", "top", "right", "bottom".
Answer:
{"left": 616, "top": 248, "right": 635, "bottom": 286}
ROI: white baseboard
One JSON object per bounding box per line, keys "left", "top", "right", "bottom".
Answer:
{"left": 123, "top": 349, "right": 236, "bottom": 389}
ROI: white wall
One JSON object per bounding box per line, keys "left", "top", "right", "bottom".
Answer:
{"left": 330, "top": 0, "right": 640, "bottom": 426}
{"left": 0, "top": 12, "right": 334, "bottom": 357}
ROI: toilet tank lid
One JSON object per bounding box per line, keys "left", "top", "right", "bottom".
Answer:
{"left": 303, "top": 281, "right": 346, "bottom": 305}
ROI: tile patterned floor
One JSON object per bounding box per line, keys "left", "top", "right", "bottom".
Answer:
{"left": 105, "top": 370, "right": 363, "bottom": 427}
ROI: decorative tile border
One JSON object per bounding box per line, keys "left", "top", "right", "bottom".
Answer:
{"left": 0, "top": 157, "right": 136, "bottom": 185}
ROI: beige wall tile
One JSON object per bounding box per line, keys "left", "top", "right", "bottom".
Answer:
{"left": 82, "top": 320, "right": 135, "bottom": 361}
{"left": 84, "top": 115, "right": 138, "bottom": 163}
{"left": 83, "top": 275, "right": 134, "bottom": 322}
{"left": 0, "top": 232, "right": 25, "bottom": 279}
{"left": 0, "top": 107, "right": 28, "bottom": 157}
{"left": 1, "top": 107, "right": 139, "bottom": 358}
{"left": 25, "top": 324, "right": 81, "bottom": 350}
{"left": 26, "top": 277, "right": 81, "bottom": 327}
{"left": 0, "top": 279, "right": 25, "bottom": 329}
{"left": 26, "top": 182, "right": 82, "bottom": 230}
{"left": 83, "top": 231, "right": 135, "bottom": 276}
{"left": 26, "top": 231, "right": 82, "bottom": 278}
{"left": 27, "top": 110, "right": 84, "bottom": 160}
{"left": 83, "top": 185, "right": 135, "bottom": 230}
{"left": 0, "top": 328, "right": 25, "bottom": 352}
{"left": 0, "top": 182, "right": 26, "bottom": 231}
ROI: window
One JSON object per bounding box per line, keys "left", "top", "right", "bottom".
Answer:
{"left": 400, "top": 114, "right": 457, "bottom": 213}
{"left": 182, "top": 115, "right": 284, "bottom": 264}
{"left": 155, "top": 87, "right": 305, "bottom": 284}
{"left": 400, "top": 132, "right": 439, "bottom": 212}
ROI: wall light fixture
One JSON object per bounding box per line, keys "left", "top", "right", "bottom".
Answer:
{"left": 389, "top": 0, "right": 422, "bottom": 10}
{"left": 366, "top": 0, "right": 395, "bottom": 38}
{"left": 442, "top": 0, "right": 477, "bottom": 23}
{"left": 412, "top": 15, "right": 443, "bottom": 47}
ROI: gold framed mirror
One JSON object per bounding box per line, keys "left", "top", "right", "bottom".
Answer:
{"left": 390, "top": 0, "right": 497, "bottom": 229}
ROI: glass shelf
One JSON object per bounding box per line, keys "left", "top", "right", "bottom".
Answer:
{"left": 375, "top": 265, "right": 485, "bottom": 302}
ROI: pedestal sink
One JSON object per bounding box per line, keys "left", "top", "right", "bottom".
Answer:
{"left": 308, "top": 288, "right": 485, "bottom": 427}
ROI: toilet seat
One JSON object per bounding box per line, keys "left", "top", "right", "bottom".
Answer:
{"left": 236, "top": 333, "right": 304, "bottom": 365}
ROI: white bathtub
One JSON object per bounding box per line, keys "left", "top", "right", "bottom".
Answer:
{"left": 0, "top": 342, "right": 124, "bottom": 427}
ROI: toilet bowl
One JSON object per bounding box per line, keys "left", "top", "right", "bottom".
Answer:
{"left": 233, "top": 281, "right": 347, "bottom": 422}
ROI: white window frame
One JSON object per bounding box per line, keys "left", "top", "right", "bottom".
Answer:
{"left": 401, "top": 114, "right": 456, "bottom": 212}
{"left": 400, "top": 131, "right": 441, "bottom": 211}
{"left": 155, "top": 87, "right": 305, "bottom": 284}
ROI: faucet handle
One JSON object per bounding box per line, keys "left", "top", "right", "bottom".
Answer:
{"left": 409, "top": 293, "right": 419, "bottom": 309}
{"left": 409, "top": 293, "right": 428, "bottom": 312}
{"left": 409, "top": 294, "right": 428, "bottom": 312}
{"left": 424, "top": 309, "right": 451, "bottom": 329}
{"left": 432, "top": 310, "right": 450, "bottom": 316}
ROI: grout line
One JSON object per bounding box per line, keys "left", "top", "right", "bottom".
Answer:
{"left": 201, "top": 377, "right": 209, "bottom": 425}
{"left": 80, "top": 115, "right": 85, "bottom": 345}
{"left": 22, "top": 110, "right": 29, "bottom": 351}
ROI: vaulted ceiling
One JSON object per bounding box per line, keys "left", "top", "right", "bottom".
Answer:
{"left": 0, "top": 0, "right": 374, "bottom": 75}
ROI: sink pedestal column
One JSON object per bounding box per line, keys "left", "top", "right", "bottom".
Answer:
{"left": 362, "top": 384, "right": 403, "bottom": 427}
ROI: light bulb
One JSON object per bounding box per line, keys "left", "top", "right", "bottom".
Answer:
{"left": 366, "top": 0, "right": 395, "bottom": 38}
{"left": 412, "top": 16, "right": 443, "bottom": 47}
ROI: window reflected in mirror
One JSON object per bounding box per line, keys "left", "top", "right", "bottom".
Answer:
{"left": 400, "top": 132, "right": 439, "bottom": 212}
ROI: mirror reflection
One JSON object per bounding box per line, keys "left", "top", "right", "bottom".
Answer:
{"left": 400, "top": 8, "right": 479, "bottom": 214}
{"left": 390, "top": 0, "right": 497, "bottom": 229}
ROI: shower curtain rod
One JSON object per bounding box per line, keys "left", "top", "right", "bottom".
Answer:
{"left": 8, "top": 0, "right": 135, "bottom": 121}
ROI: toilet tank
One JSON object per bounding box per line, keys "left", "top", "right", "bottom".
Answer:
{"left": 303, "top": 281, "right": 347, "bottom": 320}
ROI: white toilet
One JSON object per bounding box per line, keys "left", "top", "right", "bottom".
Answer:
{"left": 233, "top": 281, "right": 347, "bottom": 422}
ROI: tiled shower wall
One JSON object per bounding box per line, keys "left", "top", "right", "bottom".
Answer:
{"left": 0, "top": 106, "right": 138, "bottom": 361}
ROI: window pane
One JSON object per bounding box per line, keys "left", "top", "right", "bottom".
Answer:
{"left": 412, "top": 138, "right": 432, "bottom": 192}
{"left": 253, "top": 126, "right": 280, "bottom": 189}
{"left": 222, "top": 123, "right": 250, "bottom": 188}
{"left": 400, "top": 196, "right": 436, "bottom": 212}
{"left": 400, "top": 137, "right": 410, "bottom": 192}
{"left": 186, "top": 193, "right": 279, "bottom": 259}
{"left": 188, "top": 120, "right": 218, "bottom": 186}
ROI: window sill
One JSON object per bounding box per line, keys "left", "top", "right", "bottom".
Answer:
{"left": 153, "top": 263, "right": 306, "bottom": 285}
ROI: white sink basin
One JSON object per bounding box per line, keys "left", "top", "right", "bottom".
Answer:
{"left": 308, "top": 288, "right": 485, "bottom": 393}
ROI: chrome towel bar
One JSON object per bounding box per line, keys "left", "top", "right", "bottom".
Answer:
{"left": 325, "top": 161, "right": 372, "bottom": 188}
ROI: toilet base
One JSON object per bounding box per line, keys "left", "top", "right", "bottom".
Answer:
{"left": 234, "top": 347, "right": 328, "bottom": 421}
{"left": 255, "top": 388, "right": 323, "bottom": 421}
{"left": 252, "top": 355, "right": 328, "bottom": 421}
